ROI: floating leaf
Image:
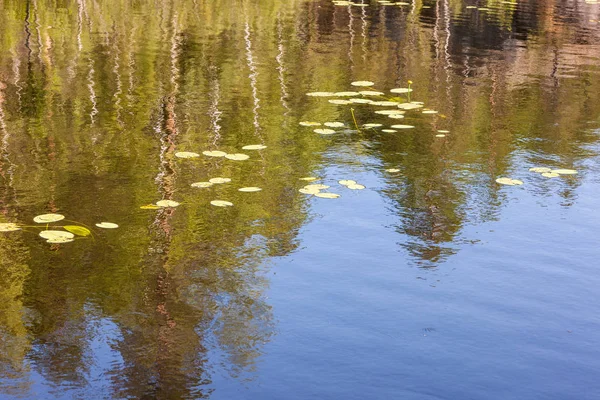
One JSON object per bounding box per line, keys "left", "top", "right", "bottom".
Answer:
{"left": 304, "top": 184, "right": 330, "bottom": 190}
{"left": 329, "top": 99, "right": 352, "bottom": 105}
{"left": 209, "top": 177, "right": 231, "bottom": 184}
{"left": 542, "top": 172, "right": 560, "bottom": 178}
{"left": 347, "top": 184, "right": 366, "bottom": 190}
{"left": 359, "top": 91, "right": 384, "bottom": 96}
{"left": 34, "top": 214, "right": 65, "bottom": 223}
{"left": 388, "top": 114, "right": 405, "bottom": 119}
{"left": 238, "top": 187, "right": 262, "bottom": 192}
{"left": 314, "top": 128, "right": 336, "bottom": 135}
{"left": 210, "top": 200, "right": 233, "bottom": 207}
{"left": 242, "top": 144, "right": 267, "bottom": 150}
{"left": 306, "top": 92, "right": 336, "bottom": 97}
{"left": 299, "top": 121, "right": 321, "bottom": 126}
{"left": 350, "top": 81, "right": 375, "bottom": 86}
{"left": 435, "top": 134, "right": 446, "bottom": 138}
{"left": 203, "top": 150, "right": 227, "bottom": 157}
{"left": 397, "top": 103, "right": 423, "bottom": 110}
{"left": 225, "top": 153, "right": 250, "bottom": 161}
{"left": 64, "top": 225, "right": 92, "bottom": 236}
{"left": 437, "top": 130, "right": 450, "bottom": 133}
{"left": 0, "top": 223, "right": 21, "bottom": 232}
{"left": 140, "top": 204, "right": 161, "bottom": 210}
{"left": 334, "top": 91, "right": 360, "bottom": 97}
{"left": 339, "top": 180, "right": 357, "bottom": 186}
{"left": 299, "top": 177, "right": 319, "bottom": 181}
{"left": 551, "top": 169, "right": 578, "bottom": 175}
{"left": 156, "top": 200, "right": 180, "bottom": 207}
{"left": 95, "top": 222, "right": 119, "bottom": 229}
{"left": 363, "top": 123, "right": 383, "bottom": 128}
{"left": 390, "top": 124, "right": 415, "bottom": 129}
{"left": 299, "top": 188, "right": 320, "bottom": 195}
{"left": 315, "top": 192, "right": 341, "bottom": 199}
{"left": 422, "top": 110, "right": 438, "bottom": 114}
{"left": 349, "top": 98, "right": 373, "bottom": 104}
{"left": 324, "top": 122, "right": 345, "bottom": 128}
{"left": 385, "top": 168, "right": 401, "bottom": 172}
{"left": 375, "top": 110, "right": 405, "bottom": 115}
{"left": 529, "top": 167, "right": 552, "bottom": 173}
{"left": 175, "top": 151, "right": 200, "bottom": 159}
{"left": 382, "top": 129, "right": 397, "bottom": 133}
{"left": 496, "top": 177, "right": 524, "bottom": 186}
{"left": 39, "top": 230, "right": 75, "bottom": 240}
{"left": 390, "top": 88, "right": 413, "bottom": 94}
{"left": 191, "top": 181, "right": 213, "bottom": 188}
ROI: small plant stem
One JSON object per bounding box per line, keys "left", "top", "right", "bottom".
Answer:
{"left": 350, "top": 108, "right": 360, "bottom": 132}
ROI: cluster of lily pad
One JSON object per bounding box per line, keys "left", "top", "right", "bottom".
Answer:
{"left": 496, "top": 167, "right": 578, "bottom": 186}
{"left": 297, "top": 177, "right": 367, "bottom": 199}
{"left": 333, "top": 1, "right": 412, "bottom": 6}
{"left": 0, "top": 213, "right": 118, "bottom": 245}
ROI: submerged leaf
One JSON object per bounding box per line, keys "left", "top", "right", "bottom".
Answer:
{"left": 175, "top": 151, "right": 200, "bottom": 159}
{"left": 210, "top": 200, "right": 233, "bottom": 207}
{"left": 64, "top": 225, "right": 92, "bottom": 236}
{"left": 191, "top": 181, "right": 213, "bottom": 188}
{"left": 95, "top": 222, "right": 119, "bottom": 229}
{"left": 156, "top": 200, "right": 180, "bottom": 207}
{"left": 0, "top": 223, "right": 21, "bottom": 232}
{"left": 203, "top": 150, "right": 227, "bottom": 157}
{"left": 34, "top": 214, "right": 65, "bottom": 223}
{"left": 242, "top": 144, "right": 267, "bottom": 150}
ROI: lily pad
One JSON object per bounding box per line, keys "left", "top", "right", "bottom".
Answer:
{"left": 422, "top": 110, "right": 438, "bottom": 114}
{"left": 437, "top": 130, "right": 450, "bottom": 133}
{"left": 363, "top": 123, "right": 383, "bottom": 128}
{"left": 95, "top": 222, "right": 119, "bottom": 229}
{"left": 39, "top": 230, "right": 75, "bottom": 240}
{"left": 385, "top": 168, "right": 401, "bottom": 172}
{"left": 551, "top": 169, "right": 578, "bottom": 175}
{"left": 209, "top": 177, "right": 231, "bottom": 184}
{"left": 299, "top": 188, "right": 320, "bottom": 195}
{"left": 203, "top": 150, "right": 227, "bottom": 157}
{"left": 191, "top": 182, "right": 213, "bottom": 188}
{"left": 140, "top": 204, "right": 161, "bottom": 210}
{"left": 156, "top": 200, "right": 180, "bottom": 207}
{"left": 299, "top": 121, "right": 322, "bottom": 126}
{"left": 359, "top": 91, "right": 384, "bottom": 96}
{"left": 350, "top": 81, "right": 375, "bottom": 87}
{"left": 238, "top": 187, "right": 262, "bottom": 192}
{"left": 347, "top": 184, "right": 366, "bottom": 190}
{"left": 299, "top": 177, "right": 319, "bottom": 181}
{"left": 388, "top": 114, "right": 405, "bottom": 119}
{"left": 371, "top": 101, "right": 400, "bottom": 106}
{"left": 306, "top": 92, "right": 336, "bottom": 97}
{"left": 315, "top": 192, "right": 341, "bottom": 199}
{"left": 175, "top": 151, "right": 200, "bottom": 159}
{"left": 529, "top": 167, "right": 552, "bottom": 173}
{"left": 0, "top": 223, "right": 21, "bottom": 232}
{"left": 334, "top": 91, "right": 360, "bottom": 97}
{"left": 349, "top": 98, "right": 373, "bottom": 104}
{"left": 314, "top": 128, "right": 336, "bottom": 135}
{"left": 34, "top": 214, "right": 65, "bottom": 223}
{"left": 324, "top": 122, "right": 345, "bottom": 128}
{"left": 496, "top": 177, "right": 524, "bottom": 186}
{"left": 397, "top": 103, "right": 423, "bottom": 110}
{"left": 390, "top": 88, "right": 413, "bottom": 94}
{"left": 46, "top": 237, "right": 75, "bottom": 244}
{"left": 375, "top": 110, "right": 405, "bottom": 115}
{"left": 210, "top": 200, "right": 233, "bottom": 207}
{"left": 390, "top": 124, "right": 415, "bottom": 129}
{"left": 339, "top": 180, "right": 357, "bottom": 186}
{"left": 329, "top": 99, "right": 352, "bottom": 105}
{"left": 225, "top": 153, "right": 250, "bottom": 161}
{"left": 435, "top": 134, "right": 446, "bottom": 138}
{"left": 64, "top": 225, "right": 92, "bottom": 236}
{"left": 304, "top": 184, "right": 330, "bottom": 190}
{"left": 242, "top": 144, "right": 267, "bottom": 150}
{"left": 541, "top": 172, "right": 560, "bottom": 178}
{"left": 382, "top": 129, "right": 397, "bottom": 133}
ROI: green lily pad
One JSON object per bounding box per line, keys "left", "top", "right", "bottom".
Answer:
{"left": 34, "top": 214, "right": 65, "bottom": 223}
{"left": 397, "top": 103, "right": 423, "bottom": 110}
{"left": 306, "top": 92, "right": 336, "bottom": 97}
{"left": 422, "top": 110, "right": 438, "bottom": 114}
{"left": 95, "top": 222, "right": 119, "bottom": 229}
{"left": 334, "top": 91, "right": 360, "bottom": 97}
{"left": 299, "top": 177, "right": 319, "bottom": 181}
{"left": 210, "top": 200, "right": 233, "bottom": 207}
{"left": 435, "top": 134, "right": 446, "bottom": 138}
{"left": 0, "top": 223, "right": 21, "bottom": 232}
{"left": 299, "top": 188, "right": 320, "bottom": 195}
{"left": 385, "top": 168, "right": 401, "bottom": 172}
{"left": 363, "top": 123, "right": 383, "bottom": 128}
{"left": 304, "top": 184, "right": 330, "bottom": 190}
{"left": 371, "top": 101, "right": 400, "bottom": 106}
{"left": 46, "top": 237, "right": 75, "bottom": 244}
{"left": 175, "top": 151, "right": 200, "bottom": 159}
{"left": 359, "top": 91, "right": 384, "bottom": 96}
{"left": 349, "top": 98, "right": 373, "bottom": 104}
{"left": 64, "top": 225, "right": 92, "bottom": 236}
{"left": 437, "top": 130, "right": 450, "bottom": 133}
{"left": 382, "top": 129, "right": 397, "bottom": 133}
{"left": 388, "top": 114, "right": 405, "bottom": 119}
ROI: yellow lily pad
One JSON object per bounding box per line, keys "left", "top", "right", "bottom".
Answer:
{"left": 242, "top": 144, "right": 267, "bottom": 150}
{"left": 225, "top": 153, "right": 250, "bottom": 161}
{"left": 350, "top": 81, "right": 375, "bottom": 87}
{"left": 210, "top": 200, "right": 233, "bottom": 207}
{"left": 314, "top": 128, "right": 336, "bottom": 135}
{"left": 95, "top": 222, "right": 119, "bottom": 229}
{"left": 209, "top": 177, "right": 231, "bottom": 184}
{"left": 64, "top": 225, "right": 92, "bottom": 236}
{"left": 496, "top": 177, "right": 524, "bottom": 186}
{"left": 435, "top": 134, "right": 446, "bottom": 138}
{"left": 315, "top": 192, "right": 341, "bottom": 199}
{"left": 156, "top": 200, "right": 180, "bottom": 207}
{"left": 191, "top": 182, "right": 213, "bottom": 188}
{"left": 175, "top": 151, "right": 200, "bottom": 159}
{"left": 238, "top": 187, "right": 262, "bottom": 192}
{"left": 390, "top": 124, "right": 415, "bottom": 129}
{"left": 551, "top": 169, "right": 578, "bottom": 175}
{"left": 0, "top": 223, "right": 21, "bottom": 232}
{"left": 203, "top": 150, "right": 227, "bottom": 157}
{"left": 34, "top": 214, "right": 65, "bottom": 223}
{"left": 437, "top": 130, "right": 450, "bottom": 133}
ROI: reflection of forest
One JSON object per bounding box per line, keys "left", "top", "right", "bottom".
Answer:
{"left": 1, "top": 0, "right": 599, "bottom": 396}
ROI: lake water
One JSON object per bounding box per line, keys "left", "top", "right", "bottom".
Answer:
{"left": 1, "top": 0, "right": 600, "bottom": 398}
